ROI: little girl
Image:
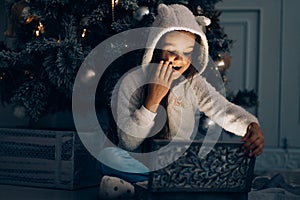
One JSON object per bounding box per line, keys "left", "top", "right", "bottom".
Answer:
{"left": 98, "top": 3, "right": 264, "bottom": 199}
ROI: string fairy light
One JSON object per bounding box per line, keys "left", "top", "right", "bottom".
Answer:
{"left": 217, "top": 59, "right": 225, "bottom": 67}
{"left": 35, "top": 21, "right": 44, "bottom": 37}
{"left": 81, "top": 28, "right": 87, "bottom": 38}
{"left": 57, "top": 35, "right": 61, "bottom": 44}
{"left": 111, "top": 0, "right": 119, "bottom": 22}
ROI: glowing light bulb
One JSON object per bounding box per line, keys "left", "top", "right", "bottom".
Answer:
{"left": 35, "top": 21, "right": 44, "bottom": 36}
{"left": 111, "top": 0, "right": 115, "bottom": 21}
{"left": 217, "top": 60, "right": 225, "bottom": 67}
{"left": 25, "top": 16, "right": 34, "bottom": 24}
{"left": 82, "top": 29, "right": 87, "bottom": 38}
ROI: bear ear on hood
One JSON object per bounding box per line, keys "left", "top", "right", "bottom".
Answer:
{"left": 195, "top": 16, "right": 211, "bottom": 26}
{"left": 157, "top": 3, "right": 172, "bottom": 17}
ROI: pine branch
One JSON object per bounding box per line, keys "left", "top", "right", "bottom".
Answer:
{"left": 88, "top": 3, "right": 110, "bottom": 26}
{"left": 117, "top": 0, "right": 139, "bottom": 11}
{"left": 45, "top": 38, "right": 84, "bottom": 95}
{"left": 33, "top": 0, "right": 69, "bottom": 7}
{"left": 10, "top": 79, "right": 49, "bottom": 121}
{"left": 232, "top": 89, "right": 258, "bottom": 108}
{"left": 25, "top": 38, "right": 59, "bottom": 54}
{"left": 2, "top": 0, "right": 236, "bottom": 122}
{"left": 0, "top": 50, "right": 23, "bottom": 68}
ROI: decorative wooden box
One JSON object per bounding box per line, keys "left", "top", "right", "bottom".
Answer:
{"left": 0, "top": 128, "right": 101, "bottom": 190}
{"left": 136, "top": 140, "right": 255, "bottom": 200}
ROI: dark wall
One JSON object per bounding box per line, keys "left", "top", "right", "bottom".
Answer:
{"left": 0, "top": 0, "right": 6, "bottom": 42}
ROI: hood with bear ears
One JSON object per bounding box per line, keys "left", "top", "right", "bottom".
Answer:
{"left": 141, "top": 4, "right": 211, "bottom": 75}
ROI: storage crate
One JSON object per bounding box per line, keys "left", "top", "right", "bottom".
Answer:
{"left": 0, "top": 128, "right": 102, "bottom": 190}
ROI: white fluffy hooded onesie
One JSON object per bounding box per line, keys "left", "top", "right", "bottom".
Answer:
{"left": 112, "top": 4, "right": 259, "bottom": 151}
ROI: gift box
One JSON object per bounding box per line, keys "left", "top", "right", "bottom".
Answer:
{"left": 135, "top": 140, "right": 256, "bottom": 200}
{"left": 0, "top": 128, "right": 102, "bottom": 190}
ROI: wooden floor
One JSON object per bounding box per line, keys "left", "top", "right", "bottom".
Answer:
{"left": 0, "top": 184, "right": 99, "bottom": 200}
{"left": 1, "top": 171, "right": 300, "bottom": 200}
{"left": 254, "top": 171, "right": 300, "bottom": 187}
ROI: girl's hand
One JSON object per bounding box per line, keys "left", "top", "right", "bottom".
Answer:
{"left": 241, "top": 122, "right": 265, "bottom": 157}
{"left": 144, "top": 60, "right": 176, "bottom": 112}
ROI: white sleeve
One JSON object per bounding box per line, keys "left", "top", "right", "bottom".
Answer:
{"left": 194, "top": 76, "right": 259, "bottom": 136}
{"left": 111, "top": 71, "right": 157, "bottom": 151}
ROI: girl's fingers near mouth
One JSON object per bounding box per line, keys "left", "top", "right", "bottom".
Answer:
{"left": 158, "top": 61, "right": 168, "bottom": 78}
{"left": 165, "top": 64, "right": 173, "bottom": 80}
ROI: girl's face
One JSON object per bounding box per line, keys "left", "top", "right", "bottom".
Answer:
{"left": 158, "top": 31, "right": 196, "bottom": 78}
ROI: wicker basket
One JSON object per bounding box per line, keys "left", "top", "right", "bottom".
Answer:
{"left": 0, "top": 128, "right": 101, "bottom": 190}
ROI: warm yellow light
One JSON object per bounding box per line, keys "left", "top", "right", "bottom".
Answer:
{"left": 25, "top": 16, "right": 34, "bottom": 24}
{"left": 81, "top": 28, "right": 87, "bottom": 38}
{"left": 38, "top": 22, "right": 44, "bottom": 33}
{"left": 111, "top": 0, "right": 115, "bottom": 21}
{"left": 217, "top": 60, "right": 225, "bottom": 67}
{"left": 35, "top": 22, "right": 44, "bottom": 37}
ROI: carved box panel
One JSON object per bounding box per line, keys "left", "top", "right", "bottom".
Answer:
{"left": 149, "top": 140, "right": 255, "bottom": 193}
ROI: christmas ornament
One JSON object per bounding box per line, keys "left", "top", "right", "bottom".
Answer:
{"left": 215, "top": 53, "right": 231, "bottom": 74}
{"left": 20, "top": 5, "right": 32, "bottom": 24}
{"left": 196, "top": 5, "right": 204, "bottom": 15}
{"left": 80, "top": 16, "right": 89, "bottom": 27}
{"left": 133, "top": 6, "right": 150, "bottom": 21}
{"left": 24, "top": 70, "right": 34, "bottom": 79}
{"left": 4, "top": 0, "right": 39, "bottom": 37}
{"left": 13, "top": 106, "right": 26, "bottom": 118}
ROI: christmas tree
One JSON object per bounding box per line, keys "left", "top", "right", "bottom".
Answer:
{"left": 1, "top": 0, "right": 249, "bottom": 127}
